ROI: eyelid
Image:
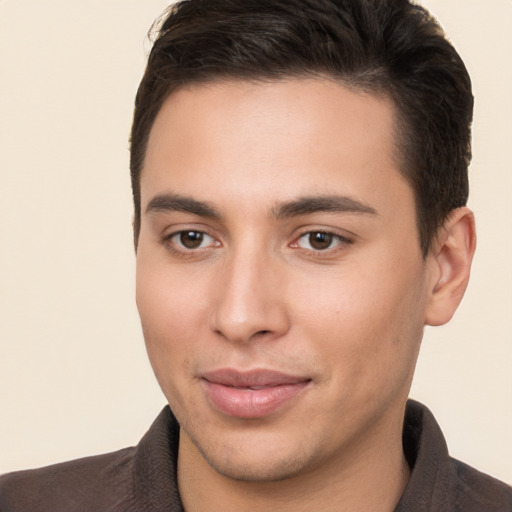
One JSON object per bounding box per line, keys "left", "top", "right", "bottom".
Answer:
{"left": 161, "top": 226, "right": 222, "bottom": 256}
{"left": 171, "top": 230, "right": 217, "bottom": 249}
{"left": 289, "top": 228, "right": 354, "bottom": 253}
{"left": 161, "top": 222, "right": 219, "bottom": 241}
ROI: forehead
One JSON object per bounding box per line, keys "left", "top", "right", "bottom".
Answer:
{"left": 141, "top": 78, "right": 412, "bottom": 217}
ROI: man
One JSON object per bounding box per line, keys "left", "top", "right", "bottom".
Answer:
{"left": 1, "top": 0, "right": 511, "bottom": 510}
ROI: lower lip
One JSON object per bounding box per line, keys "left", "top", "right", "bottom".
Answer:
{"left": 202, "top": 380, "right": 310, "bottom": 419}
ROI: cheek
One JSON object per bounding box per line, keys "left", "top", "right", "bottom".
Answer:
{"left": 135, "top": 253, "right": 211, "bottom": 383}
{"left": 292, "top": 255, "right": 426, "bottom": 384}
{"left": 137, "top": 241, "right": 210, "bottom": 325}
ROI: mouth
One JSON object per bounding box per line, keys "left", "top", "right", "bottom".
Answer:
{"left": 200, "top": 368, "right": 311, "bottom": 419}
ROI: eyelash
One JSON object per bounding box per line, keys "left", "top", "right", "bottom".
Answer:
{"left": 291, "top": 230, "right": 353, "bottom": 253}
{"left": 163, "top": 230, "right": 219, "bottom": 255}
{"left": 161, "top": 229, "right": 353, "bottom": 256}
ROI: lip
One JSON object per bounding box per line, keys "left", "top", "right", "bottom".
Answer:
{"left": 200, "top": 369, "right": 311, "bottom": 419}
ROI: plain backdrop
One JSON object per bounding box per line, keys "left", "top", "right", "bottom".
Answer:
{"left": 1, "top": 0, "right": 511, "bottom": 483}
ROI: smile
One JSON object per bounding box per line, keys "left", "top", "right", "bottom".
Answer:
{"left": 200, "top": 369, "right": 311, "bottom": 419}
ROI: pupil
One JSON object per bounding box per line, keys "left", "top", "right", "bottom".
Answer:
{"left": 310, "top": 232, "right": 332, "bottom": 250}
{"left": 180, "top": 231, "right": 203, "bottom": 249}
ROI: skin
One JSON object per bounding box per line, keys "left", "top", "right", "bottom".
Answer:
{"left": 135, "top": 79, "right": 475, "bottom": 511}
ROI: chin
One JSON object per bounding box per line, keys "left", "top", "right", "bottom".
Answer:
{"left": 203, "top": 449, "right": 312, "bottom": 483}
{"left": 187, "top": 428, "right": 318, "bottom": 483}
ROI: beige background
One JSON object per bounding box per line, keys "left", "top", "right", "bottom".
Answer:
{"left": 1, "top": 0, "right": 511, "bottom": 483}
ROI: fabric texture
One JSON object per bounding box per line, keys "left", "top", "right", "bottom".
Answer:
{"left": 1, "top": 400, "right": 511, "bottom": 511}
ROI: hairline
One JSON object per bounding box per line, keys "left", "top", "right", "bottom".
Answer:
{"left": 133, "top": 73, "right": 432, "bottom": 256}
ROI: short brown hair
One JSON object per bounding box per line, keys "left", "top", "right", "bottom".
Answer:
{"left": 130, "top": 0, "right": 473, "bottom": 255}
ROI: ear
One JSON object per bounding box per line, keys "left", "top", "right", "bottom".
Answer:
{"left": 424, "top": 207, "right": 476, "bottom": 326}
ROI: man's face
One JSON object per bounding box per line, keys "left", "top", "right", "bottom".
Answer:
{"left": 136, "top": 79, "right": 436, "bottom": 481}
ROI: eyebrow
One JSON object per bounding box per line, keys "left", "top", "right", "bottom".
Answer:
{"left": 145, "top": 193, "right": 221, "bottom": 219}
{"left": 271, "top": 195, "right": 378, "bottom": 219}
{"left": 145, "top": 193, "right": 378, "bottom": 221}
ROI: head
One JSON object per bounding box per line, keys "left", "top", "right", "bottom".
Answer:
{"left": 131, "top": 0, "right": 473, "bottom": 256}
{"left": 131, "top": 0, "right": 476, "bottom": 491}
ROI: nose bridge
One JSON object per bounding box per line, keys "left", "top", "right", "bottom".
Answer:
{"left": 209, "top": 236, "right": 288, "bottom": 343}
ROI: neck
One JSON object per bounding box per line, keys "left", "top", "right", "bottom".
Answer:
{"left": 177, "top": 408, "right": 410, "bottom": 512}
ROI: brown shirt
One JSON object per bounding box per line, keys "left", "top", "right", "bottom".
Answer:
{"left": 1, "top": 400, "right": 511, "bottom": 511}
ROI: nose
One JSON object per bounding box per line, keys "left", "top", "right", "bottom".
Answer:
{"left": 208, "top": 244, "right": 290, "bottom": 344}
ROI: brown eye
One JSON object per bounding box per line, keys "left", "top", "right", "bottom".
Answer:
{"left": 166, "top": 230, "right": 219, "bottom": 254}
{"left": 308, "top": 232, "right": 333, "bottom": 250}
{"left": 295, "top": 231, "right": 348, "bottom": 252}
{"left": 179, "top": 231, "right": 205, "bottom": 249}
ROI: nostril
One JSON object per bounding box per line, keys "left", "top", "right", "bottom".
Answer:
{"left": 255, "top": 330, "right": 271, "bottom": 336}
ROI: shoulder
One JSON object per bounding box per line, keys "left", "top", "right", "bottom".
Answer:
{"left": 448, "top": 458, "right": 512, "bottom": 511}
{"left": 0, "top": 447, "right": 137, "bottom": 512}
{"left": 399, "top": 400, "right": 512, "bottom": 511}
{"left": 0, "top": 406, "right": 182, "bottom": 512}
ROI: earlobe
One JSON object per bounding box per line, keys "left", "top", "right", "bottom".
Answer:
{"left": 425, "top": 207, "right": 476, "bottom": 326}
